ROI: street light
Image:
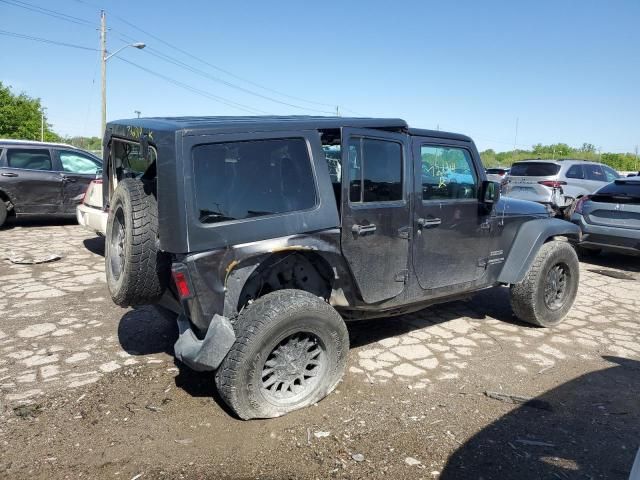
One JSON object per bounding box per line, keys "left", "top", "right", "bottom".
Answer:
{"left": 100, "top": 10, "right": 145, "bottom": 149}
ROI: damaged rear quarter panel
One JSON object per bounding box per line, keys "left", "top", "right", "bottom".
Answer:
{"left": 183, "top": 230, "right": 357, "bottom": 334}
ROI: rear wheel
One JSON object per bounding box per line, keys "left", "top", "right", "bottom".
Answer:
{"left": 105, "top": 178, "right": 169, "bottom": 306}
{"left": 510, "top": 240, "right": 579, "bottom": 327}
{"left": 215, "top": 289, "right": 349, "bottom": 420}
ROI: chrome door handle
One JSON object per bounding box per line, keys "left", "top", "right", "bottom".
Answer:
{"left": 352, "top": 224, "right": 377, "bottom": 235}
{"left": 1, "top": 172, "right": 18, "bottom": 177}
{"left": 417, "top": 217, "right": 441, "bottom": 228}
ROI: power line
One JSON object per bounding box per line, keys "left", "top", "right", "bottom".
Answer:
{"left": 0, "top": 29, "right": 99, "bottom": 51}
{"left": 112, "top": 30, "right": 335, "bottom": 114}
{"left": 0, "top": 0, "right": 95, "bottom": 28}
{"left": 112, "top": 15, "right": 339, "bottom": 110}
{"left": 115, "top": 57, "right": 270, "bottom": 115}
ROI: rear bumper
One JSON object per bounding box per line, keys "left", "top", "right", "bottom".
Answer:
{"left": 504, "top": 188, "right": 571, "bottom": 209}
{"left": 76, "top": 204, "right": 107, "bottom": 235}
{"left": 571, "top": 213, "right": 640, "bottom": 254}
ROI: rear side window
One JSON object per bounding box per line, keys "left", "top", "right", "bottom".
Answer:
{"left": 6, "top": 148, "right": 52, "bottom": 171}
{"left": 193, "top": 138, "right": 317, "bottom": 224}
{"left": 565, "top": 165, "right": 584, "bottom": 179}
{"left": 58, "top": 150, "right": 101, "bottom": 174}
{"left": 510, "top": 162, "right": 560, "bottom": 176}
{"left": 348, "top": 137, "right": 403, "bottom": 203}
{"left": 584, "top": 164, "right": 605, "bottom": 181}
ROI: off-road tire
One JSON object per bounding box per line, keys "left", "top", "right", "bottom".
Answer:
{"left": 105, "top": 178, "right": 169, "bottom": 307}
{"left": 510, "top": 240, "right": 579, "bottom": 327}
{"left": 0, "top": 201, "right": 7, "bottom": 228}
{"left": 215, "top": 289, "right": 349, "bottom": 420}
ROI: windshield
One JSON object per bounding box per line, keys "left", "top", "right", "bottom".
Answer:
{"left": 510, "top": 162, "right": 561, "bottom": 177}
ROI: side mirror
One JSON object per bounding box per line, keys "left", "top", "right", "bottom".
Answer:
{"left": 481, "top": 180, "right": 500, "bottom": 205}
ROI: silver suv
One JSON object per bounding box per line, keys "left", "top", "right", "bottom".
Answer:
{"left": 503, "top": 159, "right": 620, "bottom": 216}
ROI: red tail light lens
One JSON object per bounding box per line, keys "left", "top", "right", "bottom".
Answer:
{"left": 538, "top": 180, "right": 567, "bottom": 188}
{"left": 574, "top": 195, "right": 591, "bottom": 214}
{"left": 172, "top": 270, "right": 192, "bottom": 299}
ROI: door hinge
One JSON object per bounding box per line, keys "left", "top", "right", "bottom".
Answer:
{"left": 394, "top": 269, "right": 409, "bottom": 283}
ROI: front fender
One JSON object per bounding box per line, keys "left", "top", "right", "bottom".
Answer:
{"left": 497, "top": 218, "right": 580, "bottom": 284}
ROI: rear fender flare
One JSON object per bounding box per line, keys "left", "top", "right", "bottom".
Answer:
{"left": 497, "top": 218, "right": 580, "bottom": 284}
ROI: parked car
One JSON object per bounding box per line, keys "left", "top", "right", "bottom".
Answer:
{"left": 0, "top": 139, "right": 101, "bottom": 227}
{"left": 503, "top": 159, "right": 621, "bottom": 217}
{"left": 570, "top": 177, "right": 640, "bottom": 256}
{"left": 76, "top": 178, "right": 107, "bottom": 235}
{"left": 485, "top": 167, "right": 510, "bottom": 184}
{"left": 101, "top": 116, "right": 579, "bottom": 420}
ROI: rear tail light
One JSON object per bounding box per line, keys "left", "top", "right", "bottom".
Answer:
{"left": 538, "top": 180, "right": 567, "bottom": 188}
{"left": 81, "top": 179, "right": 102, "bottom": 204}
{"left": 574, "top": 195, "right": 591, "bottom": 214}
{"left": 172, "top": 269, "right": 193, "bottom": 299}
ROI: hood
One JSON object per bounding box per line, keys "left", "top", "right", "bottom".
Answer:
{"left": 496, "top": 196, "right": 549, "bottom": 217}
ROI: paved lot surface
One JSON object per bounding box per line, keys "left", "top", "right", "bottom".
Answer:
{"left": 0, "top": 219, "right": 639, "bottom": 479}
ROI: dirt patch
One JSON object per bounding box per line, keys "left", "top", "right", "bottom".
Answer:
{"left": 1, "top": 356, "right": 638, "bottom": 479}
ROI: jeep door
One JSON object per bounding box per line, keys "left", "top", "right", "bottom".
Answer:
{"left": 0, "top": 147, "right": 63, "bottom": 214}
{"left": 412, "top": 139, "right": 492, "bottom": 291}
{"left": 340, "top": 128, "right": 410, "bottom": 304}
{"left": 55, "top": 149, "right": 101, "bottom": 213}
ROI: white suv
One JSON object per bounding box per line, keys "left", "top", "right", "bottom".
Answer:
{"left": 503, "top": 159, "right": 620, "bottom": 216}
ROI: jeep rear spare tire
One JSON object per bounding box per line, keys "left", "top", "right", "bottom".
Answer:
{"left": 215, "top": 289, "right": 349, "bottom": 420}
{"left": 105, "top": 178, "right": 169, "bottom": 306}
{"left": 510, "top": 240, "right": 579, "bottom": 327}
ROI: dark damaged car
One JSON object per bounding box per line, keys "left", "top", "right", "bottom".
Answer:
{"left": 101, "top": 116, "right": 581, "bottom": 419}
{"left": 0, "top": 140, "right": 101, "bottom": 227}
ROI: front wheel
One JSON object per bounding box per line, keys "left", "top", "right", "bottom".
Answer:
{"left": 510, "top": 240, "right": 580, "bottom": 327}
{"left": 215, "top": 289, "right": 349, "bottom": 420}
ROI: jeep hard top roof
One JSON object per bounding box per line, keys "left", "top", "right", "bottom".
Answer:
{"left": 107, "top": 116, "right": 471, "bottom": 142}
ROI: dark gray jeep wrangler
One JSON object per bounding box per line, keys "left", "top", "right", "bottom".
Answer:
{"left": 102, "top": 116, "right": 580, "bottom": 419}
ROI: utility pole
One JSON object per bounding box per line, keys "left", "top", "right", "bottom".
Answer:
{"left": 100, "top": 10, "right": 107, "bottom": 150}
{"left": 40, "top": 107, "right": 46, "bottom": 141}
{"left": 635, "top": 145, "right": 638, "bottom": 171}
{"left": 335, "top": 106, "right": 340, "bottom": 117}
{"left": 134, "top": 110, "right": 141, "bottom": 118}
{"left": 513, "top": 117, "right": 519, "bottom": 152}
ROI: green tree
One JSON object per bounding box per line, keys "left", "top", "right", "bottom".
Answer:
{"left": 0, "top": 81, "right": 60, "bottom": 141}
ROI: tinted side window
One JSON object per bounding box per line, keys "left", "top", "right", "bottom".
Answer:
{"left": 584, "top": 164, "right": 605, "bottom": 181}
{"left": 58, "top": 150, "right": 101, "bottom": 174}
{"left": 602, "top": 165, "right": 620, "bottom": 182}
{"left": 348, "top": 137, "right": 403, "bottom": 203}
{"left": 6, "top": 148, "right": 52, "bottom": 171}
{"left": 565, "top": 165, "right": 584, "bottom": 179}
{"left": 421, "top": 146, "right": 477, "bottom": 201}
{"left": 193, "top": 138, "right": 317, "bottom": 224}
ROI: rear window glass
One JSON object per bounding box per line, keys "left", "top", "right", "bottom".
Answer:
{"left": 193, "top": 138, "right": 317, "bottom": 224}
{"left": 593, "top": 179, "right": 640, "bottom": 200}
{"left": 486, "top": 168, "right": 506, "bottom": 175}
{"left": 6, "top": 148, "right": 52, "bottom": 171}
{"left": 510, "top": 162, "right": 560, "bottom": 177}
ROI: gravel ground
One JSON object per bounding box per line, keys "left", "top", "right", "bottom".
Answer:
{"left": 0, "top": 218, "right": 639, "bottom": 479}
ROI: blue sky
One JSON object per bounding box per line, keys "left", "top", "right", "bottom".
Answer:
{"left": 1, "top": 0, "right": 639, "bottom": 152}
